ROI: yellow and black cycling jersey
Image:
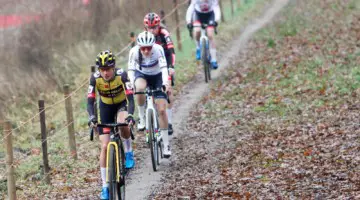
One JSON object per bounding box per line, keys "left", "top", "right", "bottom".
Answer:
{"left": 87, "top": 68, "right": 134, "bottom": 116}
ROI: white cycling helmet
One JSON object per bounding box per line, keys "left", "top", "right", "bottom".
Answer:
{"left": 136, "top": 31, "right": 155, "bottom": 47}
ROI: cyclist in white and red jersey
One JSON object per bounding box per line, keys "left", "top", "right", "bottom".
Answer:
{"left": 127, "top": 31, "right": 172, "bottom": 158}
{"left": 186, "top": 0, "right": 221, "bottom": 69}
{"left": 143, "top": 12, "right": 176, "bottom": 135}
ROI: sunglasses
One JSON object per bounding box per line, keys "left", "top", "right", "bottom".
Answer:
{"left": 147, "top": 25, "right": 159, "bottom": 30}
{"left": 140, "top": 46, "right": 152, "bottom": 51}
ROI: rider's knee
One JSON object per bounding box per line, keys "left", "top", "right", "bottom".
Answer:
{"left": 157, "top": 103, "right": 167, "bottom": 115}
{"left": 101, "top": 142, "right": 109, "bottom": 151}
{"left": 135, "top": 79, "right": 146, "bottom": 91}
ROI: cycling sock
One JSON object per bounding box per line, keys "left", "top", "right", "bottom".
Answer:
{"left": 123, "top": 138, "right": 132, "bottom": 153}
{"left": 138, "top": 105, "right": 146, "bottom": 120}
{"left": 101, "top": 167, "right": 108, "bottom": 187}
{"left": 161, "top": 129, "right": 169, "bottom": 147}
{"left": 210, "top": 48, "right": 217, "bottom": 62}
{"left": 167, "top": 108, "right": 172, "bottom": 124}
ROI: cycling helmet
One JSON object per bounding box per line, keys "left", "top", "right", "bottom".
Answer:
{"left": 143, "top": 12, "right": 161, "bottom": 28}
{"left": 136, "top": 31, "right": 155, "bottom": 47}
{"left": 95, "top": 50, "right": 115, "bottom": 68}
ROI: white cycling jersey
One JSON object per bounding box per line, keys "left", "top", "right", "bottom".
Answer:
{"left": 186, "top": 0, "right": 221, "bottom": 24}
{"left": 128, "top": 44, "right": 169, "bottom": 85}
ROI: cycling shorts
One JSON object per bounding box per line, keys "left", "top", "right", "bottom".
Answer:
{"left": 97, "top": 100, "right": 127, "bottom": 135}
{"left": 192, "top": 10, "right": 215, "bottom": 27}
{"left": 134, "top": 71, "right": 167, "bottom": 99}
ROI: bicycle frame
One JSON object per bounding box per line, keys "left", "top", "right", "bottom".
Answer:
{"left": 145, "top": 94, "right": 160, "bottom": 139}
{"left": 200, "top": 28, "right": 210, "bottom": 59}
{"left": 90, "top": 123, "right": 127, "bottom": 183}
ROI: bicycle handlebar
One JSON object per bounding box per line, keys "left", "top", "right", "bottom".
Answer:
{"left": 89, "top": 122, "right": 130, "bottom": 141}
{"left": 134, "top": 88, "right": 171, "bottom": 104}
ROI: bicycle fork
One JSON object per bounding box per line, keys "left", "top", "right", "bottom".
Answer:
{"left": 200, "top": 35, "right": 211, "bottom": 61}
{"left": 106, "top": 142, "right": 121, "bottom": 182}
{"left": 145, "top": 97, "right": 162, "bottom": 142}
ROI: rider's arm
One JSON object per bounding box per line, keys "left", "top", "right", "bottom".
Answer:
{"left": 127, "top": 47, "right": 137, "bottom": 84}
{"left": 87, "top": 74, "right": 96, "bottom": 117}
{"left": 186, "top": 0, "right": 195, "bottom": 24}
{"left": 158, "top": 46, "right": 169, "bottom": 86}
{"left": 161, "top": 28, "right": 176, "bottom": 66}
{"left": 213, "top": 0, "right": 221, "bottom": 22}
{"left": 121, "top": 72, "right": 135, "bottom": 115}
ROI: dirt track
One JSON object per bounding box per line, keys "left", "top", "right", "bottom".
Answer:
{"left": 124, "top": 0, "right": 290, "bottom": 199}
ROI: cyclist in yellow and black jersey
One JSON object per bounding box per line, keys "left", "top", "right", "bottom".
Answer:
{"left": 87, "top": 50, "right": 135, "bottom": 200}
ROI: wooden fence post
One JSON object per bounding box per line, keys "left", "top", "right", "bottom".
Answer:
{"left": 64, "top": 84, "right": 77, "bottom": 160}
{"left": 160, "top": 10, "right": 166, "bottom": 25}
{"left": 219, "top": 0, "right": 225, "bottom": 22}
{"left": 173, "top": 0, "right": 182, "bottom": 51}
{"left": 130, "top": 32, "right": 136, "bottom": 47}
{"left": 3, "top": 121, "right": 16, "bottom": 200}
{"left": 91, "top": 65, "right": 96, "bottom": 73}
{"left": 38, "top": 100, "right": 50, "bottom": 184}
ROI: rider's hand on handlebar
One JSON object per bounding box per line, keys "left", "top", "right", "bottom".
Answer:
{"left": 168, "top": 66, "right": 175, "bottom": 76}
{"left": 208, "top": 20, "right": 218, "bottom": 27}
{"left": 125, "top": 115, "right": 135, "bottom": 126}
{"left": 88, "top": 115, "right": 97, "bottom": 128}
{"left": 187, "top": 23, "right": 193, "bottom": 31}
{"left": 163, "top": 84, "right": 172, "bottom": 94}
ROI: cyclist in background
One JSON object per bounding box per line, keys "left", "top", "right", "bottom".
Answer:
{"left": 186, "top": 0, "right": 221, "bottom": 69}
{"left": 143, "top": 12, "right": 176, "bottom": 135}
{"left": 87, "top": 50, "right": 136, "bottom": 199}
{"left": 128, "top": 31, "right": 172, "bottom": 158}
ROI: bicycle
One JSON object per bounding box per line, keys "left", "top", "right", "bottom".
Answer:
{"left": 90, "top": 122, "right": 130, "bottom": 200}
{"left": 135, "top": 87, "right": 169, "bottom": 171}
{"left": 189, "top": 24, "right": 218, "bottom": 83}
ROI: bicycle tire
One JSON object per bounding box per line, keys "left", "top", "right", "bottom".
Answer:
{"left": 119, "top": 142, "right": 126, "bottom": 200}
{"left": 108, "top": 145, "right": 120, "bottom": 200}
{"left": 207, "top": 46, "right": 212, "bottom": 81}
{"left": 108, "top": 143, "right": 125, "bottom": 200}
{"left": 201, "top": 38, "right": 209, "bottom": 83}
{"left": 147, "top": 109, "right": 158, "bottom": 171}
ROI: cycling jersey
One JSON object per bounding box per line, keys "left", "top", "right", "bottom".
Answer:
{"left": 186, "top": 0, "right": 221, "bottom": 24}
{"left": 87, "top": 68, "right": 135, "bottom": 117}
{"left": 128, "top": 44, "right": 169, "bottom": 86}
{"left": 154, "top": 25, "right": 176, "bottom": 67}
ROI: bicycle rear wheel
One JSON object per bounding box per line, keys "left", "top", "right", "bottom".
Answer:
{"left": 108, "top": 144, "right": 125, "bottom": 200}
{"left": 148, "top": 109, "right": 158, "bottom": 171}
{"left": 201, "top": 38, "right": 209, "bottom": 83}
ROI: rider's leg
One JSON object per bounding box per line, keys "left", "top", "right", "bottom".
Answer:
{"left": 194, "top": 26, "right": 201, "bottom": 60}
{"left": 117, "top": 110, "right": 135, "bottom": 169}
{"left": 207, "top": 27, "right": 218, "bottom": 69}
{"left": 167, "top": 91, "right": 174, "bottom": 135}
{"left": 156, "top": 98, "right": 171, "bottom": 157}
{"left": 135, "top": 78, "right": 147, "bottom": 130}
{"left": 98, "top": 101, "right": 118, "bottom": 199}
{"left": 99, "top": 133, "right": 110, "bottom": 188}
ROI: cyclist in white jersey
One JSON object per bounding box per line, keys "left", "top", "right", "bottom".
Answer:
{"left": 186, "top": 0, "right": 221, "bottom": 69}
{"left": 128, "top": 31, "right": 172, "bottom": 157}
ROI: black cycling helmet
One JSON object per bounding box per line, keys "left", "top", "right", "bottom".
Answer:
{"left": 95, "top": 50, "right": 115, "bottom": 68}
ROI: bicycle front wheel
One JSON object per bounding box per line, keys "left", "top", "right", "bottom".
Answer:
{"left": 201, "top": 38, "right": 210, "bottom": 83}
{"left": 108, "top": 144, "right": 125, "bottom": 200}
{"left": 147, "top": 109, "right": 158, "bottom": 171}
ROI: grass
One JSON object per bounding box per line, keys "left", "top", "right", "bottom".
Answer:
{"left": 212, "top": 0, "right": 360, "bottom": 121}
